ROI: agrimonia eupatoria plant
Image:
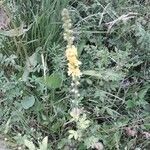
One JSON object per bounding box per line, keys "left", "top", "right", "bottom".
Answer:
{"left": 62, "top": 8, "right": 103, "bottom": 150}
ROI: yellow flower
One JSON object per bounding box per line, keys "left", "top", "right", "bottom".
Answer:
{"left": 66, "top": 45, "right": 77, "bottom": 55}
{"left": 68, "top": 66, "right": 81, "bottom": 79}
{"left": 66, "top": 45, "right": 82, "bottom": 79}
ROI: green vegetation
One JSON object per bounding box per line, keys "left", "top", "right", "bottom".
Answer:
{"left": 0, "top": 0, "right": 150, "bottom": 149}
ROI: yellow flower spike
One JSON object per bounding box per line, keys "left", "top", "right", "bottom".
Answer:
{"left": 62, "top": 8, "right": 82, "bottom": 80}
{"left": 66, "top": 45, "right": 82, "bottom": 79}
{"left": 62, "top": 8, "right": 93, "bottom": 145}
{"left": 66, "top": 45, "right": 78, "bottom": 57}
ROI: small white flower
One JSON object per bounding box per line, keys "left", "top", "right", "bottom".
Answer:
{"left": 71, "top": 82, "right": 74, "bottom": 86}
{"left": 71, "top": 89, "right": 75, "bottom": 92}
{"left": 74, "top": 90, "right": 78, "bottom": 94}
{"left": 18, "top": 147, "right": 22, "bottom": 150}
{"left": 77, "top": 93, "right": 80, "bottom": 97}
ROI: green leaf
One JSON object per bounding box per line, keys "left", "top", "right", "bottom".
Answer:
{"left": 21, "top": 95, "right": 35, "bottom": 109}
{"left": 24, "top": 139, "right": 35, "bottom": 150}
{"left": 83, "top": 70, "right": 102, "bottom": 79}
{"left": 22, "top": 52, "right": 38, "bottom": 81}
{"left": 84, "top": 136, "right": 99, "bottom": 149}
{"left": 126, "top": 100, "right": 135, "bottom": 109}
{"left": 39, "top": 136, "right": 48, "bottom": 150}
{"left": 83, "top": 70, "right": 124, "bottom": 81}
{"left": 22, "top": 69, "right": 30, "bottom": 82}
{"left": 106, "top": 107, "right": 120, "bottom": 117}
{"left": 0, "top": 23, "right": 32, "bottom": 37}
{"left": 4, "top": 118, "right": 11, "bottom": 134}
{"left": 138, "top": 87, "right": 149, "bottom": 100}
{"left": 57, "top": 138, "right": 69, "bottom": 149}
{"left": 26, "top": 52, "right": 38, "bottom": 72}
{"left": 41, "top": 73, "right": 62, "bottom": 89}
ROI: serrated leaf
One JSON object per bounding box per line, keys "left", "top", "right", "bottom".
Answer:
{"left": 21, "top": 95, "right": 35, "bottom": 109}
{"left": 83, "top": 70, "right": 124, "bottom": 81}
{"left": 68, "top": 130, "right": 78, "bottom": 140}
{"left": 83, "top": 70, "right": 102, "bottom": 78}
{"left": 103, "top": 69, "right": 124, "bottom": 81}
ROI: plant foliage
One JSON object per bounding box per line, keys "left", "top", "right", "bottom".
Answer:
{"left": 0, "top": 0, "right": 150, "bottom": 149}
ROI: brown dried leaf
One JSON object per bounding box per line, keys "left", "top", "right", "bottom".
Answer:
{"left": 142, "top": 132, "right": 150, "bottom": 139}
{"left": 0, "top": 7, "right": 10, "bottom": 29}
{"left": 92, "top": 142, "right": 104, "bottom": 150}
{"left": 124, "top": 127, "right": 137, "bottom": 137}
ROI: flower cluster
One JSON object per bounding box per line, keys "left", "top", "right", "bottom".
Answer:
{"left": 62, "top": 9, "right": 82, "bottom": 80}
{"left": 66, "top": 45, "right": 82, "bottom": 80}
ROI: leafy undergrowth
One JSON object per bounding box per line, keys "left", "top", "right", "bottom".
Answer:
{"left": 0, "top": 0, "right": 150, "bottom": 150}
